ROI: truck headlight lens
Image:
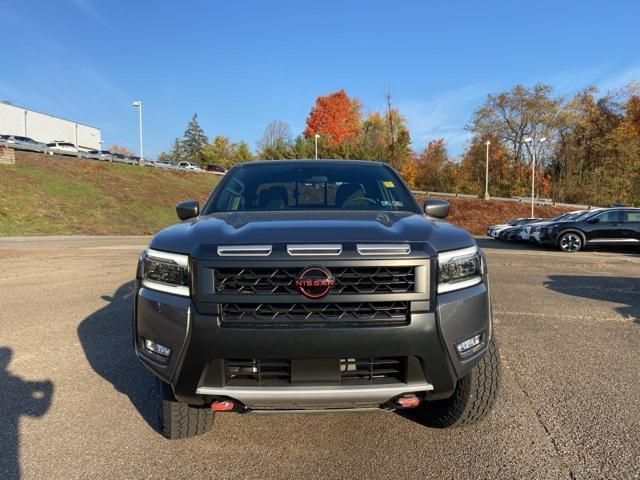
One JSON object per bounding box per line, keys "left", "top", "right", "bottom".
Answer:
{"left": 141, "top": 248, "right": 190, "bottom": 297}
{"left": 437, "top": 246, "right": 483, "bottom": 294}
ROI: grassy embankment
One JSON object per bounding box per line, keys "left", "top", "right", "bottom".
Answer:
{"left": 0, "top": 152, "right": 218, "bottom": 236}
{"left": 0, "top": 152, "right": 574, "bottom": 236}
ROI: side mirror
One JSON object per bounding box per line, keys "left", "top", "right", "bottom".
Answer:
{"left": 588, "top": 217, "right": 600, "bottom": 224}
{"left": 176, "top": 200, "right": 199, "bottom": 220}
{"left": 424, "top": 198, "right": 450, "bottom": 218}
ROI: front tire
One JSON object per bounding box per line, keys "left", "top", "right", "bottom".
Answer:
{"left": 558, "top": 232, "right": 583, "bottom": 252}
{"left": 403, "top": 338, "right": 500, "bottom": 428}
{"left": 158, "top": 379, "right": 214, "bottom": 439}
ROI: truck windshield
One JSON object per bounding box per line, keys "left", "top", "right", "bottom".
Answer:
{"left": 208, "top": 162, "right": 416, "bottom": 213}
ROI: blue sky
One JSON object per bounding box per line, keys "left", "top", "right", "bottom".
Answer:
{"left": 1, "top": 0, "right": 639, "bottom": 158}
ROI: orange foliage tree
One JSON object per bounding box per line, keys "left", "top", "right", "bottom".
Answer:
{"left": 304, "top": 90, "right": 362, "bottom": 145}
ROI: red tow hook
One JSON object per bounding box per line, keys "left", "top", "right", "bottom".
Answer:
{"left": 210, "top": 400, "right": 235, "bottom": 412}
{"left": 396, "top": 394, "right": 421, "bottom": 409}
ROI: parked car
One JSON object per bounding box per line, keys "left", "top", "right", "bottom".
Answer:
{"left": 157, "top": 161, "right": 180, "bottom": 170}
{"left": 508, "top": 211, "right": 585, "bottom": 242}
{"left": 134, "top": 159, "right": 500, "bottom": 439}
{"left": 0, "top": 134, "right": 47, "bottom": 153}
{"left": 81, "top": 149, "right": 114, "bottom": 161}
{"left": 496, "top": 218, "right": 540, "bottom": 240}
{"left": 109, "top": 153, "right": 136, "bottom": 165}
{"left": 538, "top": 207, "right": 640, "bottom": 252}
{"left": 487, "top": 218, "right": 538, "bottom": 239}
{"left": 178, "top": 161, "right": 202, "bottom": 170}
{"left": 205, "top": 164, "right": 227, "bottom": 175}
{"left": 528, "top": 209, "right": 602, "bottom": 244}
{"left": 46, "top": 141, "right": 78, "bottom": 156}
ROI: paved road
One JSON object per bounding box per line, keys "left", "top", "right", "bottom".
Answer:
{"left": 0, "top": 236, "right": 638, "bottom": 480}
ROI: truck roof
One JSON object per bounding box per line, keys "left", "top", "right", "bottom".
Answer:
{"left": 239, "top": 159, "right": 386, "bottom": 167}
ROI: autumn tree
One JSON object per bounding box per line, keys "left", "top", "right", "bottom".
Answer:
{"left": 459, "top": 134, "right": 510, "bottom": 196}
{"left": 233, "top": 141, "right": 253, "bottom": 163}
{"left": 106, "top": 144, "right": 135, "bottom": 157}
{"left": 401, "top": 140, "right": 448, "bottom": 191}
{"left": 203, "top": 137, "right": 254, "bottom": 167}
{"left": 469, "top": 84, "right": 558, "bottom": 193}
{"left": 359, "top": 110, "right": 411, "bottom": 167}
{"left": 257, "top": 120, "right": 292, "bottom": 159}
{"left": 304, "top": 90, "right": 362, "bottom": 145}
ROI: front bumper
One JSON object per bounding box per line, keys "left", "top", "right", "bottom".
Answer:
{"left": 134, "top": 278, "right": 492, "bottom": 409}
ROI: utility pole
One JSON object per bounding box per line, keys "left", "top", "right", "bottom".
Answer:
{"left": 314, "top": 133, "right": 320, "bottom": 159}
{"left": 484, "top": 140, "right": 491, "bottom": 200}
{"left": 523, "top": 136, "right": 547, "bottom": 217}
{"left": 132, "top": 101, "right": 144, "bottom": 165}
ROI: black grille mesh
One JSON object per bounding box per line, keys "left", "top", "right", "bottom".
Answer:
{"left": 221, "top": 302, "right": 409, "bottom": 327}
{"left": 214, "top": 266, "right": 415, "bottom": 295}
{"left": 224, "top": 357, "right": 405, "bottom": 386}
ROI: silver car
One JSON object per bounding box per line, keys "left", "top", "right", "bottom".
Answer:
{"left": 46, "top": 141, "right": 79, "bottom": 156}
{"left": 0, "top": 135, "right": 48, "bottom": 153}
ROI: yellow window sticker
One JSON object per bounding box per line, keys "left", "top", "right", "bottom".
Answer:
{"left": 383, "top": 181, "right": 395, "bottom": 188}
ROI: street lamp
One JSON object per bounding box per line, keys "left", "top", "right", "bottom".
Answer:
{"left": 484, "top": 140, "right": 491, "bottom": 200}
{"left": 132, "top": 101, "right": 144, "bottom": 165}
{"left": 523, "top": 136, "right": 547, "bottom": 217}
{"left": 314, "top": 133, "right": 320, "bottom": 159}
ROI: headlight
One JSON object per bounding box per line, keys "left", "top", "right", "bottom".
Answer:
{"left": 141, "top": 248, "right": 190, "bottom": 297}
{"left": 437, "top": 246, "right": 483, "bottom": 294}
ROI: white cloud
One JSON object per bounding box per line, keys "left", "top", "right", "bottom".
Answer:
{"left": 70, "top": 0, "right": 108, "bottom": 26}
{"left": 397, "top": 63, "right": 640, "bottom": 158}
{"left": 397, "top": 83, "right": 492, "bottom": 157}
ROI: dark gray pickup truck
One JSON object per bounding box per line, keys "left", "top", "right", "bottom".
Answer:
{"left": 134, "top": 159, "right": 500, "bottom": 439}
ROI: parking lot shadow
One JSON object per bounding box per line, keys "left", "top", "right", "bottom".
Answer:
{"left": 0, "top": 347, "right": 53, "bottom": 480}
{"left": 77, "top": 282, "right": 158, "bottom": 431}
{"left": 545, "top": 275, "right": 640, "bottom": 324}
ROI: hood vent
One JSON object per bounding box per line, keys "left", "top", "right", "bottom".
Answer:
{"left": 287, "top": 244, "right": 342, "bottom": 256}
{"left": 357, "top": 244, "right": 411, "bottom": 256}
{"left": 217, "top": 245, "right": 272, "bottom": 256}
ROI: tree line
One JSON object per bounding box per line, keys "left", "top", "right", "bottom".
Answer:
{"left": 158, "top": 84, "right": 640, "bottom": 206}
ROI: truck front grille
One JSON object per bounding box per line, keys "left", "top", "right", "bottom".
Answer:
{"left": 214, "top": 266, "right": 415, "bottom": 295}
{"left": 224, "top": 357, "right": 406, "bottom": 386}
{"left": 220, "top": 301, "right": 409, "bottom": 327}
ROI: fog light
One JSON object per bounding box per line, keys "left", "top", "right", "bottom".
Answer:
{"left": 456, "top": 334, "right": 482, "bottom": 354}
{"left": 144, "top": 339, "right": 171, "bottom": 357}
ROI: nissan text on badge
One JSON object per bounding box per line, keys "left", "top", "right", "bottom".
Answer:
{"left": 133, "top": 159, "right": 500, "bottom": 439}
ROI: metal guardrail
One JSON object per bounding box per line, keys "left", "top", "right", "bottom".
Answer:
{"left": 413, "top": 190, "right": 592, "bottom": 210}
{"left": 1, "top": 142, "right": 223, "bottom": 176}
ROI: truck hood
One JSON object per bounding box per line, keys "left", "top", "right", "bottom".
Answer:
{"left": 149, "top": 210, "right": 475, "bottom": 257}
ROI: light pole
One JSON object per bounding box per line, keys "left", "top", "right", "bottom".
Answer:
{"left": 484, "top": 140, "right": 491, "bottom": 200}
{"left": 314, "top": 133, "right": 320, "bottom": 159}
{"left": 132, "top": 101, "right": 144, "bottom": 165}
{"left": 523, "top": 136, "right": 546, "bottom": 217}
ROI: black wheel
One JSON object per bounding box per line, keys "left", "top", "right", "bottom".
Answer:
{"left": 558, "top": 232, "right": 583, "bottom": 252}
{"left": 402, "top": 338, "right": 500, "bottom": 428}
{"left": 158, "top": 379, "right": 214, "bottom": 439}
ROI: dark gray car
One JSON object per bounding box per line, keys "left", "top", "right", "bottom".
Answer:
{"left": 133, "top": 160, "right": 500, "bottom": 439}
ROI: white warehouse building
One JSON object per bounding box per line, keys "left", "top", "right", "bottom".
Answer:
{"left": 0, "top": 101, "right": 101, "bottom": 150}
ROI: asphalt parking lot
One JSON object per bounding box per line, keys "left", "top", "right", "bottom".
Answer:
{"left": 1, "top": 236, "right": 638, "bottom": 480}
